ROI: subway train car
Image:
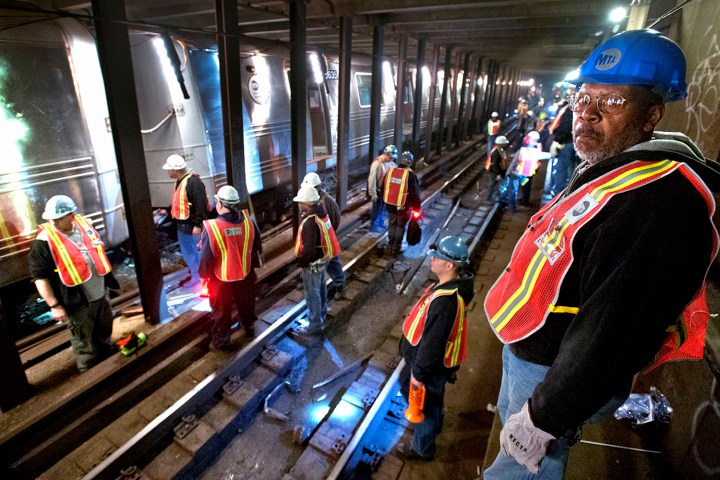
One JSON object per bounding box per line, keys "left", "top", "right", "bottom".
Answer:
{"left": 0, "top": 16, "right": 449, "bottom": 289}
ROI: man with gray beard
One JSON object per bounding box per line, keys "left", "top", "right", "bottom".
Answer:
{"left": 482, "top": 29, "right": 719, "bottom": 479}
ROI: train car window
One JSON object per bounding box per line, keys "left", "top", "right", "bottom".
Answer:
{"left": 308, "top": 88, "right": 321, "bottom": 111}
{"left": 404, "top": 79, "right": 413, "bottom": 104}
{"left": 0, "top": 44, "right": 92, "bottom": 162}
{"left": 355, "top": 73, "right": 372, "bottom": 108}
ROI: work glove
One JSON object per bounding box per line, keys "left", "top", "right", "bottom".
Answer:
{"left": 496, "top": 175, "right": 502, "bottom": 181}
{"left": 549, "top": 141, "right": 560, "bottom": 158}
{"left": 500, "top": 401, "right": 555, "bottom": 474}
{"left": 370, "top": 193, "right": 378, "bottom": 202}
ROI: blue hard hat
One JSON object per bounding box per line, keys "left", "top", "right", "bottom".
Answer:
{"left": 400, "top": 151, "right": 414, "bottom": 167}
{"left": 429, "top": 236, "right": 469, "bottom": 265}
{"left": 384, "top": 145, "right": 399, "bottom": 160}
{"left": 573, "top": 29, "right": 687, "bottom": 102}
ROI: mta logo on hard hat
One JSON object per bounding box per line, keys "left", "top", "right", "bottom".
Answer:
{"left": 594, "top": 48, "right": 622, "bottom": 71}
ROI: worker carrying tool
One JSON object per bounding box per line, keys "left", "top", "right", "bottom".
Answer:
{"left": 399, "top": 236, "right": 474, "bottom": 461}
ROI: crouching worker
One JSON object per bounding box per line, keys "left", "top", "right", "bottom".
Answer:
{"left": 399, "top": 236, "right": 474, "bottom": 461}
{"left": 30, "top": 195, "right": 119, "bottom": 373}
{"left": 199, "top": 186, "right": 262, "bottom": 350}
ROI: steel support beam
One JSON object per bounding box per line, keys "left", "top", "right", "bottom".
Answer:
{"left": 423, "top": 44, "right": 440, "bottom": 162}
{"left": 336, "top": 16, "right": 352, "bottom": 211}
{"left": 216, "top": 0, "right": 250, "bottom": 210}
{"left": 455, "top": 51, "right": 471, "bottom": 146}
{"left": 0, "top": 293, "right": 31, "bottom": 411}
{"left": 393, "top": 34, "right": 408, "bottom": 149}
{"left": 446, "top": 50, "right": 459, "bottom": 150}
{"left": 469, "top": 56, "right": 483, "bottom": 136}
{"left": 290, "top": 0, "right": 307, "bottom": 237}
{"left": 91, "top": 0, "right": 162, "bottom": 324}
{"left": 368, "top": 22, "right": 384, "bottom": 164}
{"left": 436, "top": 46, "right": 452, "bottom": 156}
{"left": 411, "top": 37, "right": 426, "bottom": 145}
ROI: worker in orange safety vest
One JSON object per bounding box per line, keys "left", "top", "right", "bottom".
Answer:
{"left": 162, "top": 154, "right": 210, "bottom": 287}
{"left": 30, "top": 195, "right": 119, "bottom": 372}
{"left": 199, "top": 186, "right": 262, "bottom": 350}
{"left": 293, "top": 186, "right": 342, "bottom": 335}
{"left": 383, "top": 151, "right": 421, "bottom": 256}
{"left": 483, "top": 29, "right": 720, "bottom": 478}
{"left": 398, "top": 236, "right": 474, "bottom": 461}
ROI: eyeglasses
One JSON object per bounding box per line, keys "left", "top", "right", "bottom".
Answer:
{"left": 568, "top": 93, "right": 626, "bottom": 115}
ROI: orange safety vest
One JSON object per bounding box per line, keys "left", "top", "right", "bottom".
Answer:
{"left": 37, "top": 214, "right": 112, "bottom": 286}
{"left": 484, "top": 160, "right": 718, "bottom": 371}
{"left": 488, "top": 119, "right": 500, "bottom": 135}
{"left": 486, "top": 146, "right": 507, "bottom": 171}
{"left": 548, "top": 105, "right": 569, "bottom": 133}
{"left": 403, "top": 283, "right": 468, "bottom": 368}
{"left": 171, "top": 173, "right": 209, "bottom": 220}
{"left": 383, "top": 167, "right": 410, "bottom": 207}
{"left": 294, "top": 213, "right": 342, "bottom": 261}
{"left": 204, "top": 210, "right": 254, "bottom": 281}
{"left": 515, "top": 147, "right": 542, "bottom": 177}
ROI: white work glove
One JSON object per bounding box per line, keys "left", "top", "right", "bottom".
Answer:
{"left": 495, "top": 175, "right": 502, "bottom": 181}
{"left": 370, "top": 193, "right": 378, "bottom": 202}
{"left": 549, "top": 141, "right": 560, "bottom": 158}
{"left": 500, "top": 401, "right": 556, "bottom": 474}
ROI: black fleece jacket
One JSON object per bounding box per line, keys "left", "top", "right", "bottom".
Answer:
{"left": 512, "top": 139, "right": 719, "bottom": 438}
{"left": 401, "top": 272, "right": 475, "bottom": 383}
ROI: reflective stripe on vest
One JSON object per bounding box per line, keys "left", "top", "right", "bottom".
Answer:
{"left": 548, "top": 105, "right": 569, "bottom": 133}
{"left": 485, "top": 160, "right": 718, "bottom": 360}
{"left": 294, "top": 214, "right": 342, "bottom": 261}
{"left": 383, "top": 167, "right": 410, "bottom": 207}
{"left": 171, "top": 174, "right": 210, "bottom": 220}
{"left": 515, "top": 147, "right": 541, "bottom": 176}
{"left": 403, "top": 284, "right": 468, "bottom": 368}
{"left": 38, "top": 215, "right": 112, "bottom": 286}
{"left": 204, "top": 209, "right": 254, "bottom": 281}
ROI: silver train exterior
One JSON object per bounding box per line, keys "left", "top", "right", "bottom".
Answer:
{"left": 0, "top": 17, "right": 455, "bottom": 288}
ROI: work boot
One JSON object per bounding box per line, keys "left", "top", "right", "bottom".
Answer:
{"left": 334, "top": 285, "right": 347, "bottom": 300}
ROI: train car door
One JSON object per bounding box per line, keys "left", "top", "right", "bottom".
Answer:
{"left": 308, "top": 84, "right": 329, "bottom": 158}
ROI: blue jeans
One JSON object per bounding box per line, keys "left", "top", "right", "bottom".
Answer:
{"left": 301, "top": 264, "right": 327, "bottom": 327}
{"left": 177, "top": 230, "right": 201, "bottom": 281}
{"left": 370, "top": 197, "right": 386, "bottom": 231}
{"left": 326, "top": 256, "right": 345, "bottom": 289}
{"left": 484, "top": 346, "right": 627, "bottom": 479}
{"left": 500, "top": 174, "right": 522, "bottom": 212}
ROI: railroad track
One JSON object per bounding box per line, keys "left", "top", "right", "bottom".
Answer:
{"left": 2, "top": 131, "right": 512, "bottom": 479}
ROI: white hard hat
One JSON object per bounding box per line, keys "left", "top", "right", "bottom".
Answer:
{"left": 495, "top": 135, "right": 509, "bottom": 145}
{"left": 301, "top": 172, "right": 322, "bottom": 188}
{"left": 162, "top": 154, "right": 187, "bottom": 170}
{"left": 491, "top": 111, "right": 499, "bottom": 118}
{"left": 214, "top": 185, "right": 240, "bottom": 205}
{"left": 42, "top": 195, "right": 77, "bottom": 220}
{"left": 527, "top": 131, "right": 540, "bottom": 141}
{"left": 293, "top": 185, "right": 320, "bottom": 203}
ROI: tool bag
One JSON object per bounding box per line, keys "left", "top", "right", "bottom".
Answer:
{"left": 406, "top": 216, "right": 422, "bottom": 246}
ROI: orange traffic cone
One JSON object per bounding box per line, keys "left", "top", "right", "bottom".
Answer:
{"left": 404, "top": 375, "right": 426, "bottom": 423}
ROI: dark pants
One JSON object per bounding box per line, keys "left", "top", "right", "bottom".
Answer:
{"left": 208, "top": 272, "right": 257, "bottom": 347}
{"left": 68, "top": 297, "right": 114, "bottom": 372}
{"left": 400, "top": 364, "right": 448, "bottom": 459}
{"left": 388, "top": 207, "right": 411, "bottom": 253}
{"left": 551, "top": 143, "right": 580, "bottom": 195}
{"left": 486, "top": 173, "right": 504, "bottom": 200}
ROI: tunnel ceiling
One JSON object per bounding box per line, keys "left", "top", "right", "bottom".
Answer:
{"left": 43, "top": 1, "right": 662, "bottom": 81}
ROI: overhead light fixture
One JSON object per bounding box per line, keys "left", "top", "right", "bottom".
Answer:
{"left": 609, "top": 6, "right": 627, "bottom": 24}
